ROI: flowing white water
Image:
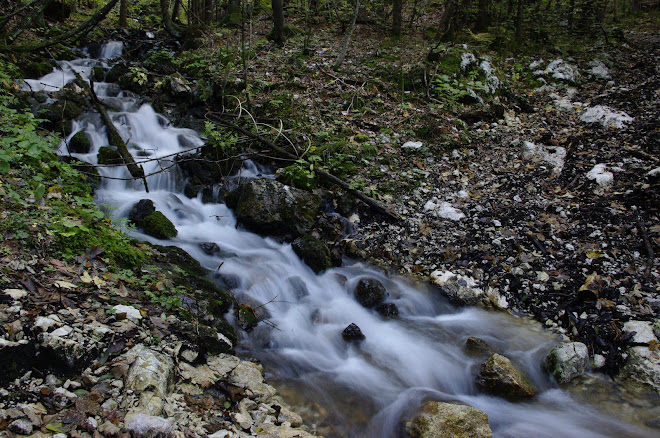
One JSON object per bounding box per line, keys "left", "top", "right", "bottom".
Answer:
{"left": 36, "top": 42, "right": 657, "bottom": 437}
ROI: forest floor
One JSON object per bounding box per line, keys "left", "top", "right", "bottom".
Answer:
{"left": 213, "top": 15, "right": 660, "bottom": 377}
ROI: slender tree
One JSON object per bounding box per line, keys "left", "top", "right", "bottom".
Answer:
{"left": 475, "top": 0, "right": 490, "bottom": 31}
{"left": 119, "top": 0, "right": 128, "bottom": 27}
{"left": 333, "top": 0, "right": 359, "bottom": 70}
{"left": 271, "top": 0, "right": 284, "bottom": 46}
{"left": 392, "top": 0, "right": 403, "bottom": 36}
{"left": 160, "top": 0, "right": 181, "bottom": 37}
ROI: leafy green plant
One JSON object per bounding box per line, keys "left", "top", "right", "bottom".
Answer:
{"left": 128, "top": 66, "right": 148, "bottom": 86}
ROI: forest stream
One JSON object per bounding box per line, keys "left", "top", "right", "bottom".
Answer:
{"left": 22, "top": 40, "right": 659, "bottom": 438}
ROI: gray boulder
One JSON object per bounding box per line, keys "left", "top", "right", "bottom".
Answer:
{"left": 619, "top": 321, "right": 660, "bottom": 393}
{"left": 476, "top": 353, "right": 537, "bottom": 400}
{"left": 125, "top": 345, "right": 174, "bottom": 415}
{"left": 225, "top": 180, "right": 321, "bottom": 237}
{"left": 544, "top": 342, "right": 589, "bottom": 384}
{"left": 405, "top": 401, "right": 492, "bottom": 438}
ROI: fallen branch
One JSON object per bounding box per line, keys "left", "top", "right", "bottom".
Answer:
{"left": 637, "top": 217, "right": 654, "bottom": 280}
{"left": 624, "top": 147, "right": 660, "bottom": 164}
{"left": 208, "top": 114, "right": 400, "bottom": 222}
{"left": 74, "top": 72, "right": 148, "bottom": 191}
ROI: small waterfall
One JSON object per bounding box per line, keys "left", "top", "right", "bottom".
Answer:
{"left": 99, "top": 41, "right": 123, "bottom": 59}
{"left": 29, "top": 47, "right": 656, "bottom": 438}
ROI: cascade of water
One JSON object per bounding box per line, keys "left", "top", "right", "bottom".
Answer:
{"left": 99, "top": 41, "right": 123, "bottom": 59}
{"left": 32, "top": 46, "right": 655, "bottom": 438}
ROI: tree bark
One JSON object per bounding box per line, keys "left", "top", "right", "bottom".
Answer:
{"left": 475, "top": 0, "right": 490, "bottom": 32}
{"left": 515, "top": 0, "right": 524, "bottom": 39}
{"left": 160, "top": 0, "right": 181, "bottom": 37}
{"left": 271, "top": 0, "right": 284, "bottom": 46}
{"left": 119, "top": 0, "right": 128, "bottom": 27}
{"left": 333, "top": 0, "right": 359, "bottom": 70}
{"left": 392, "top": 0, "right": 403, "bottom": 36}
{"left": 0, "top": 0, "right": 120, "bottom": 52}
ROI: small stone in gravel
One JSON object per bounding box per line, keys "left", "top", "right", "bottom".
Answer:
{"left": 9, "top": 418, "right": 33, "bottom": 434}
{"left": 127, "top": 414, "right": 175, "bottom": 438}
{"left": 113, "top": 304, "right": 142, "bottom": 320}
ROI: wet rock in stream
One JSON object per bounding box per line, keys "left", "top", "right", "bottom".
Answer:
{"left": 405, "top": 401, "right": 493, "bottom": 438}
{"left": 544, "top": 341, "right": 589, "bottom": 384}
{"left": 476, "top": 353, "right": 538, "bottom": 400}
{"left": 355, "top": 278, "right": 387, "bottom": 308}
{"left": 225, "top": 179, "right": 321, "bottom": 238}
{"left": 342, "top": 323, "right": 366, "bottom": 341}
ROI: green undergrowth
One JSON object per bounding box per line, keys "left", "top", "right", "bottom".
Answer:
{"left": 0, "top": 60, "right": 145, "bottom": 269}
{"left": 0, "top": 59, "right": 236, "bottom": 340}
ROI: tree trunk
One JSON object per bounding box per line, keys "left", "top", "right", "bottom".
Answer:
{"left": 515, "top": 0, "right": 524, "bottom": 39}
{"left": 119, "top": 0, "right": 128, "bottom": 27}
{"left": 438, "top": 0, "right": 457, "bottom": 41}
{"left": 475, "top": 0, "right": 490, "bottom": 31}
{"left": 333, "top": 0, "right": 359, "bottom": 70}
{"left": 392, "top": 0, "right": 403, "bottom": 36}
{"left": 160, "top": 0, "right": 181, "bottom": 37}
{"left": 271, "top": 0, "right": 284, "bottom": 46}
{"left": 171, "top": 0, "right": 181, "bottom": 23}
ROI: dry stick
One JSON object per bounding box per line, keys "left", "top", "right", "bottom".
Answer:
{"left": 209, "top": 115, "right": 400, "bottom": 222}
{"left": 73, "top": 72, "right": 149, "bottom": 192}
{"left": 637, "top": 217, "right": 654, "bottom": 280}
{"left": 624, "top": 147, "right": 660, "bottom": 164}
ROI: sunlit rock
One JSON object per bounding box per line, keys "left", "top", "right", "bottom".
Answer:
{"left": 406, "top": 401, "right": 492, "bottom": 438}
{"left": 476, "top": 353, "right": 537, "bottom": 400}
{"left": 620, "top": 321, "right": 660, "bottom": 393}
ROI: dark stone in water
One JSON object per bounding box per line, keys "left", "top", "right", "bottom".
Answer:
{"left": 342, "top": 323, "right": 365, "bottom": 342}
{"left": 355, "top": 278, "right": 386, "bottom": 308}
{"left": 200, "top": 242, "right": 220, "bottom": 255}
{"left": 287, "top": 276, "right": 309, "bottom": 299}
{"left": 376, "top": 302, "right": 399, "bottom": 318}
{"left": 68, "top": 131, "right": 92, "bottom": 154}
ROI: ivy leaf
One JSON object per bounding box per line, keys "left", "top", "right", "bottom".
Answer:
{"left": 34, "top": 184, "right": 46, "bottom": 202}
{"left": 80, "top": 271, "right": 93, "bottom": 284}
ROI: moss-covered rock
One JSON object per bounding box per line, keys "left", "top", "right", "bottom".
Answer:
{"left": 142, "top": 211, "right": 178, "bottom": 240}
{"left": 68, "top": 131, "right": 92, "bottom": 154}
{"left": 226, "top": 180, "right": 321, "bottom": 238}
{"left": 22, "top": 60, "right": 54, "bottom": 78}
{"left": 292, "top": 235, "right": 331, "bottom": 273}
{"left": 129, "top": 199, "right": 156, "bottom": 227}
{"left": 97, "top": 146, "right": 123, "bottom": 165}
